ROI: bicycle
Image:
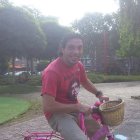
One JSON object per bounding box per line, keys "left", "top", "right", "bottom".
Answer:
{"left": 23, "top": 100, "right": 117, "bottom": 140}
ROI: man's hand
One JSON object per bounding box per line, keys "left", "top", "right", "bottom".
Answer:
{"left": 98, "top": 96, "right": 109, "bottom": 102}
{"left": 95, "top": 91, "right": 109, "bottom": 102}
{"left": 76, "top": 103, "right": 92, "bottom": 115}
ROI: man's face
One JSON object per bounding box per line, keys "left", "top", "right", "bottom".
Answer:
{"left": 61, "top": 38, "right": 83, "bottom": 66}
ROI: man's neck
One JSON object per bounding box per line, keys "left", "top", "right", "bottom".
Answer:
{"left": 60, "top": 57, "right": 75, "bottom": 67}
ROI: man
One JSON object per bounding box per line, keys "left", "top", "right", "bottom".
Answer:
{"left": 41, "top": 33, "right": 108, "bottom": 140}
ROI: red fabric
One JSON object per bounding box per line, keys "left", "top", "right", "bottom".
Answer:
{"left": 41, "top": 57, "right": 87, "bottom": 119}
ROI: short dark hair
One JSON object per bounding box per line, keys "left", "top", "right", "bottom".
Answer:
{"left": 60, "top": 33, "right": 84, "bottom": 48}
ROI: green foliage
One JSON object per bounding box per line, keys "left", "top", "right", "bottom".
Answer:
{"left": 36, "top": 60, "right": 50, "bottom": 72}
{"left": 103, "top": 75, "right": 140, "bottom": 83}
{"left": 87, "top": 72, "right": 140, "bottom": 83}
{"left": 0, "top": 56, "right": 9, "bottom": 75}
{"left": 0, "top": 75, "right": 14, "bottom": 85}
{"left": 0, "top": 73, "right": 31, "bottom": 85}
{"left": 87, "top": 73, "right": 105, "bottom": 83}
{"left": 72, "top": 13, "right": 120, "bottom": 72}
{"left": 39, "top": 16, "right": 59, "bottom": 24}
{"left": 118, "top": 0, "right": 140, "bottom": 58}
{"left": 41, "top": 21, "right": 72, "bottom": 59}
{"left": 0, "top": 84, "right": 40, "bottom": 94}
{"left": 0, "top": 74, "right": 41, "bottom": 86}
{"left": 0, "top": 6, "right": 46, "bottom": 59}
{"left": 26, "top": 75, "right": 41, "bottom": 86}
{"left": 0, "top": 97, "right": 30, "bottom": 124}
{"left": 16, "top": 72, "right": 31, "bottom": 84}
{"left": 0, "top": 0, "right": 12, "bottom": 8}
{"left": 1, "top": 73, "right": 140, "bottom": 87}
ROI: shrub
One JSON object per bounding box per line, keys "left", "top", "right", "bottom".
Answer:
{"left": 26, "top": 75, "right": 41, "bottom": 86}
{"left": 0, "top": 75, "right": 14, "bottom": 85}
{"left": 16, "top": 72, "right": 31, "bottom": 83}
{"left": 87, "top": 72, "right": 140, "bottom": 83}
{"left": 87, "top": 73, "right": 105, "bottom": 83}
{"left": 36, "top": 60, "right": 50, "bottom": 72}
{"left": 0, "top": 84, "right": 40, "bottom": 94}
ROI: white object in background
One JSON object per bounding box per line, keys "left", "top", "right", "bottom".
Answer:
{"left": 114, "top": 134, "right": 128, "bottom": 140}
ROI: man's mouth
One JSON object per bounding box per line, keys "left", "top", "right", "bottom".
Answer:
{"left": 71, "top": 57, "right": 79, "bottom": 61}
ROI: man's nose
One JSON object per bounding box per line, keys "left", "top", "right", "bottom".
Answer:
{"left": 73, "top": 47, "right": 80, "bottom": 54}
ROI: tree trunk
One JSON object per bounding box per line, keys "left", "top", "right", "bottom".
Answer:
{"left": 30, "top": 57, "right": 34, "bottom": 75}
{"left": 127, "top": 57, "right": 133, "bottom": 75}
{"left": 11, "top": 56, "right": 15, "bottom": 83}
{"left": 26, "top": 58, "right": 30, "bottom": 71}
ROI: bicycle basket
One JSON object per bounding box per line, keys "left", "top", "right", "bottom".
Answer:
{"left": 99, "top": 99, "right": 125, "bottom": 126}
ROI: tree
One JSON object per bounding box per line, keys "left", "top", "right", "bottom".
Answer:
{"left": 0, "top": 0, "right": 11, "bottom": 7}
{"left": 41, "top": 20, "right": 71, "bottom": 60}
{"left": 118, "top": 0, "right": 140, "bottom": 74}
{"left": 0, "top": 56, "right": 9, "bottom": 75}
{"left": 0, "top": 6, "right": 46, "bottom": 77}
{"left": 36, "top": 60, "right": 50, "bottom": 72}
{"left": 72, "top": 13, "right": 120, "bottom": 72}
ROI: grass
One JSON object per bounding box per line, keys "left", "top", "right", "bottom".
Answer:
{"left": 0, "top": 97, "right": 30, "bottom": 124}
{"left": 0, "top": 74, "right": 139, "bottom": 125}
{"left": 87, "top": 73, "right": 140, "bottom": 83}
{"left": 0, "top": 84, "right": 41, "bottom": 124}
{"left": 104, "top": 75, "right": 140, "bottom": 82}
{"left": 0, "top": 84, "right": 40, "bottom": 94}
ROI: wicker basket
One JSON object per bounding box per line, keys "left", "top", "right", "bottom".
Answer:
{"left": 99, "top": 99, "right": 124, "bottom": 126}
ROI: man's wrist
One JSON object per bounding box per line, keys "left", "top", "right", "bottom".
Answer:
{"left": 95, "top": 90, "right": 103, "bottom": 98}
{"left": 75, "top": 103, "right": 81, "bottom": 112}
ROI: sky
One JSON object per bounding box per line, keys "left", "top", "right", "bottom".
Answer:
{"left": 9, "top": 0, "right": 119, "bottom": 26}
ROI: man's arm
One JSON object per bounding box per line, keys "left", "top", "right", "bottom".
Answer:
{"left": 81, "top": 78, "right": 99, "bottom": 96}
{"left": 81, "top": 78, "right": 109, "bottom": 101}
{"left": 42, "top": 94, "right": 91, "bottom": 114}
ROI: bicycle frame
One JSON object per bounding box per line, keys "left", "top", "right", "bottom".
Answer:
{"left": 24, "top": 101, "right": 115, "bottom": 140}
{"left": 78, "top": 112, "right": 114, "bottom": 140}
{"left": 24, "top": 131, "right": 64, "bottom": 140}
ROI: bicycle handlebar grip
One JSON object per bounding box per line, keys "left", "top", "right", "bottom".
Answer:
{"left": 92, "top": 106, "right": 99, "bottom": 114}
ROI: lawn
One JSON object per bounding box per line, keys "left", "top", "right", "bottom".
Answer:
{"left": 0, "top": 84, "right": 40, "bottom": 94}
{"left": 87, "top": 73, "right": 140, "bottom": 83}
{"left": 0, "top": 97, "right": 30, "bottom": 124}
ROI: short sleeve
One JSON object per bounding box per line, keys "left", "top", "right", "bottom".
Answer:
{"left": 41, "top": 71, "right": 58, "bottom": 97}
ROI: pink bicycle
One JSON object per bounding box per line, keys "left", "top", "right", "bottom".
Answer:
{"left": 24, "top": 100, "right": 116, "bottom": 140}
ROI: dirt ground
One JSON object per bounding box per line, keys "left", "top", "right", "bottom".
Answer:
{"left": 0, "top": 81, "right": 140, "bottom": 140}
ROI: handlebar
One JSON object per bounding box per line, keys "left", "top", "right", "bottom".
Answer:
{"left": 92, "top": 106, "right": 100, "bottom": 114}
{"left": 91, "top": 99, "right": 107, "bottom": 114}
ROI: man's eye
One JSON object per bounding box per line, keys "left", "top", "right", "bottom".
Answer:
{"left": 68, "top": 46, "right": 74, "bottom": 50}
{"left": 78, "top": 46, "right": 83, "bottom": 50}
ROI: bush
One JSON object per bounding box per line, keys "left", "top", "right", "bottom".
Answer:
{"left": 0, "top": 57, "right": 9, "bottom": 75}
{"left": 87, "top": 72, "right": 140, "bottom": 83}
{"left": 103, "top": 75, "right": 140, "bottom": 83}
{"left": 16, "top": 72, "right": 31, "bottom": 83}
{"left": 36, "top": 60, "right": 50, "bottom": 72}
{"left": 1, "top": 72, "right": 140, "bottom": 86}
{"left": 0, "top": 84, "right": 40, "bottom": 94}
{"left": 87, "top": 73, "right": 105, "bottom": 83}
{"left": 26, "top": 75, "right": 41, "bottom": 86}
{"left": 0, "top": 75, "right": 14, "bottom": 85}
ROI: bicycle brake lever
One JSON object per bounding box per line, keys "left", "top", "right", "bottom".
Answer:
{"left": 92, "top": 106, "right": 99, "bottom": 114}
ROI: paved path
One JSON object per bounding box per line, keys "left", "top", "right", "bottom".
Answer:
{"left": 0, "top": 81, "right": 140, "bottom": 140}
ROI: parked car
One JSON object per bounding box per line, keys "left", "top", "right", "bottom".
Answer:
{"left": 37, "top": 71, "right": 42, "bottom": 75}
{"left": 15, "top": 71, "right": 31, "bottom": 76}
{"left": 16, "top": 71, "right": 31, "bottom": 83}
{"left": 4, "top": 72, "right": 13, "bottom": 76}
{"left": 4, "top": 71, "right": 31, "bottom": 76}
